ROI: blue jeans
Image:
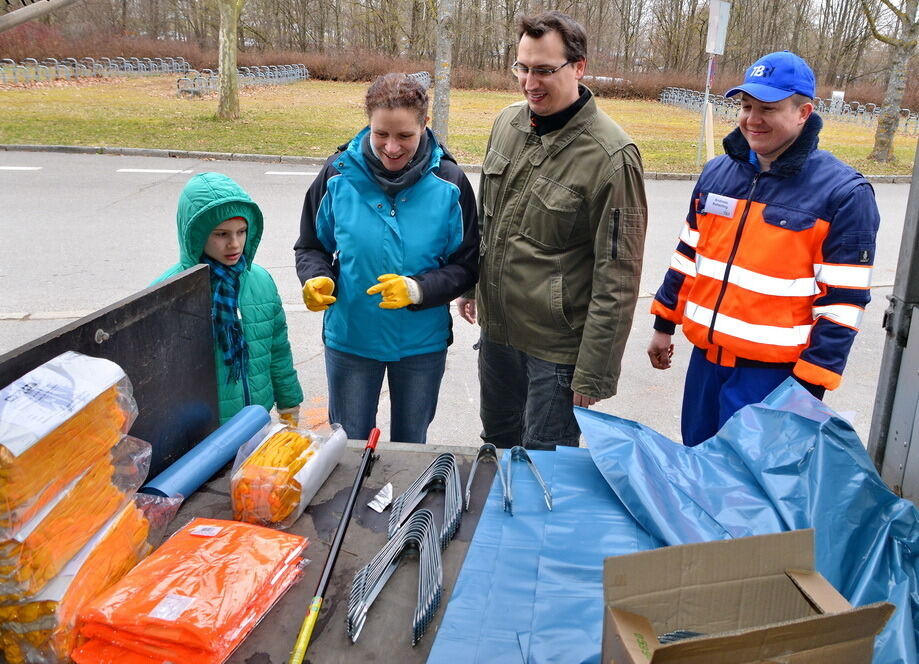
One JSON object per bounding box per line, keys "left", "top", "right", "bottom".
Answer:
{"left": 477, "top": 335, "right": 580, "bottom": 450}
{"left": 682, "top": 346, "right": 807, "bottom": 447}
{"left": 325, "top": 346, "right": 447, "bottom": 443}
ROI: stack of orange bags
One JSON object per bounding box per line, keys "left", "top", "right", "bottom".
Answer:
{"left": 72, "top": 518, "right": 308, "bottom": 664}
{"left": 0, "top": 501, "right": 152, "bottom": 664}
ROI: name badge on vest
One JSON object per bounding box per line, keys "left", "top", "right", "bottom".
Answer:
{"left": 702, "top": 194, "right": 738, "bottom": 218}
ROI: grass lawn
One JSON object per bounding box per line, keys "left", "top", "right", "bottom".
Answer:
{"left": 1, "top": 76, "right": 915, "bottom": 174}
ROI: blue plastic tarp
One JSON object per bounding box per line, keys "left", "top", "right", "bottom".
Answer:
{"left": 579, "top": 378, "right": 919, "bottom": 664}
{"left": 427, "top": 447, "right": 660, "bottom": 663}
{"left": 429, "top": 379, "right": 919, "bottom": 663}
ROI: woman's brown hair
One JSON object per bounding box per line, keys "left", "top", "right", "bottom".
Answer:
{"left": 365, "top": 73, "right": 429, "bottom": 124}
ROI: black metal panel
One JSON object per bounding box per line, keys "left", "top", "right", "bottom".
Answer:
{"left": 0, "top": 267, "right": 218, "bottom": 477}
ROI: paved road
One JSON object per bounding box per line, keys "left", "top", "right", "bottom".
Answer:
{"left": 0, "top": 151, "right": 910, "bottom": 445}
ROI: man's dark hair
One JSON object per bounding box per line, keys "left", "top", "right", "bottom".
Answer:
{"left": 517, "top": 11, "right": 587, "bottom": 63}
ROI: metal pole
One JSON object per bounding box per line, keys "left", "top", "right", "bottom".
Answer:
{"left": 696, "top": 53, "right": 715, "bottom": 169}
{"left": 288, "top": 428, "right": 381, "bottom": 664}
{"left": 869, "top": 139, "right": 919, "bottom": 498}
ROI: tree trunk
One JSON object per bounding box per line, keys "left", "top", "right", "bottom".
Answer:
{"left": 217, "top": 0, "right": 244, "bottom": 121}
{"left": 868, "top": 0, "right": 919, "bottom": 162}
{"left": 432, "top": 0, "right": 455, "bottom": 146}
{"left": 869, "top": 42, "right": 910, "bottom": 162}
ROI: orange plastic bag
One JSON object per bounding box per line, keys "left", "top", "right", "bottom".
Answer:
{"left": 72, "top": 518, "right": 307, "bottom": 664}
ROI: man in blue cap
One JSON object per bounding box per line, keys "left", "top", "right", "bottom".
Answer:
{"left": 646, "top": 51, "right": 880, "bottom": 447}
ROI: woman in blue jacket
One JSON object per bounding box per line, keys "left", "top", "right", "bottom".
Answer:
{"left": 294, "top": 73, "right": 479, "bottom": 443}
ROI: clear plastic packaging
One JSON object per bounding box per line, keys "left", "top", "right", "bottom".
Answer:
{"left": 0, "top": 352, "right": 137, "bottom": 538}
{"left": 230, "top": 423, "right": 346, "bottom": 529}
{"left": 0, "top": 436, "right": 151, "bottom": 602}
{"left": 0, "top": 495, "right": 163, "bottom": 664}
{"left": 71, "top": 518, "right": 308, "bottom": 664}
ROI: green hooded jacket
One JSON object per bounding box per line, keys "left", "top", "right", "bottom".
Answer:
{"left": 153, "top": 172, "right": 303, "bottom": 423}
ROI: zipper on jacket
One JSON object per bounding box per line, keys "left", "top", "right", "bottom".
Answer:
{"left": 610, "top": 209, "right": 621, "bottom": 259}
{"left": 238, "top": 305, "right": 252, "bottom": 406}
{"left": 242, "top": 373, "right": 251, "bottom": 406}
{"left": 707, "top": 172, "right": 761, "bottom": 345}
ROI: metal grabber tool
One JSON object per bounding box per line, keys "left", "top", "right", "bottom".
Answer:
{"left": 464, "top": 443, "right": 508, "bottom": 512}
{"left": 288, "top": 427, "right": 381, "bottom": 664}
{"left": 505, "top": 445, "right": 552, "bottom": 515}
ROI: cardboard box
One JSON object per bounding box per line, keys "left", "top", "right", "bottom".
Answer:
{"left": 602, "top": 530, "right": 893, "bottom": 664}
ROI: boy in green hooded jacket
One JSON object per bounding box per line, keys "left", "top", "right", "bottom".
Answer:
{"left": 154, "top": 172, "right": 303, "bottom": 424}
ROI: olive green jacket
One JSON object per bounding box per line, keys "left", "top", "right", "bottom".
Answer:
{"left": 475, "top": 95, "right": 648, "bottom": 399}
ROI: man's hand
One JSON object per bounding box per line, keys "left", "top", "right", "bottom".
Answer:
{"left": 647, "top": 331, "right": 674, "bottom": 369}
{"left": 456, "top": 297, "right": 476, "bottom": 323}
{"left": 573, "top": 392, "right": 599, "bottom": 408}
{"left": 302, "top": 277, "right": 336, "bottom": 312}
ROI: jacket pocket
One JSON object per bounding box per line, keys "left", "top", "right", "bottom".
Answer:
{"left": 762, "top": 205, "right": 817, "bottom": 232}
{"left": 549, "top": 274, "right": 574, "bottom": 331}
{"left": 609, "top": 207, "right": 646, "bottom": 261}
{"left": 520, "top": 176, "right": 583, "bottom": 250}
{"left": 481, "top": 149, "right": 510, "bottom": 218}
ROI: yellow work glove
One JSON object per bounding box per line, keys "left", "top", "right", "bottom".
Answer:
{"left": 366, "top": 274, "right": 422, "bottom": 310}
{"left": 278, "top": 406, "right": 300, "bottom": 428}
{"left": 302, "top": 276, "right": 336, "bottom": 312}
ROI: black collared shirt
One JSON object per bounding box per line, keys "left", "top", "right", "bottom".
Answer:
{"left": 529, "top": 85, "right": 591, "bottom": 136}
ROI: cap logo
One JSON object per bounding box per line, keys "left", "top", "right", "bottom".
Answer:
{"left": 750, "top": 64, "right": 773, "bottom": 77}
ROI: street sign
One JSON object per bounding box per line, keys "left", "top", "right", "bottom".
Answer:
{"left": 706, "top": 0, "right": 731, "bottom": 55}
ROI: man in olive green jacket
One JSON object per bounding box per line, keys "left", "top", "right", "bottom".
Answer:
{"left": 457, "top": 10, "right": 647, "bottom": 449}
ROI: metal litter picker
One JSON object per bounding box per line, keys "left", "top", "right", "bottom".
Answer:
{"left": 288, "top": 427, "right": 381, "bottom": 664}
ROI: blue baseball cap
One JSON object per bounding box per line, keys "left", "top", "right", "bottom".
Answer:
{"left": 725, "top": 51, "right": 815, "bottom": 102}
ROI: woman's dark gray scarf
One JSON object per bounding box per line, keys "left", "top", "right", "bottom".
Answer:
{"left": 361, "top": 129, "right": 433, "bottom": 198}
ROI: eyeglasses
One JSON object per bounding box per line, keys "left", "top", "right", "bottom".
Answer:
{"left": 511, "top": 61, "right": 574, "bottom": 77}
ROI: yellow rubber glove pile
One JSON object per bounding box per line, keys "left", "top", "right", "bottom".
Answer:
{"left": 0, "top": 502, "right": 152, "bottom": 664}
{"left": 0, "top": 452, "right": 141, "bottom": 602}
{"left": 231, "top": 429, "right": 317, "bottom": 526}
{"left": 0, "top": 387, "right": 129, "bottom": 536}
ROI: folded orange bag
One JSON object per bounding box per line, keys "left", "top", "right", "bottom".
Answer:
{"left": 72, "top": 518, "right": 308, "bottom": 664}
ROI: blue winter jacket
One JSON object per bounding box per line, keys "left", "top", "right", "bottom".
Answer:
{"left": 294, "top": 128, "right": 479, "bottom": 362}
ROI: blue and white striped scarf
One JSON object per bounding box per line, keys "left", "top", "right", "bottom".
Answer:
{"left": 202, "top": 254, "right": 249, "bottom": 385}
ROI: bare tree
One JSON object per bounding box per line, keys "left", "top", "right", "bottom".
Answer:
{"left": 432, "top": 0, "right": 453, "bottom": 145}
{"left": 217, "top": 0, "right": 247, "bottom": 120}
{"left": 812, "top": 0, "right": 871, "bottom": 86}
{"left": 649, "top": 0, "right": 705, "bottom": 72}
{"left": 861, "top": 0, "right": 919, "bottom": 161}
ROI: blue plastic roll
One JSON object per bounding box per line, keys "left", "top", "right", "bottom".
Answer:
{"left": 140, "top": 405, "right": 271, "bottom": 499}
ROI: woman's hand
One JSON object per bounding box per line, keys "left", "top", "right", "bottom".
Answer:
{"left": 366, "top": 274, "right": 420, "bottom": 309}
{"left": 302, "top": 277, "right": 336, "bottom": 311}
